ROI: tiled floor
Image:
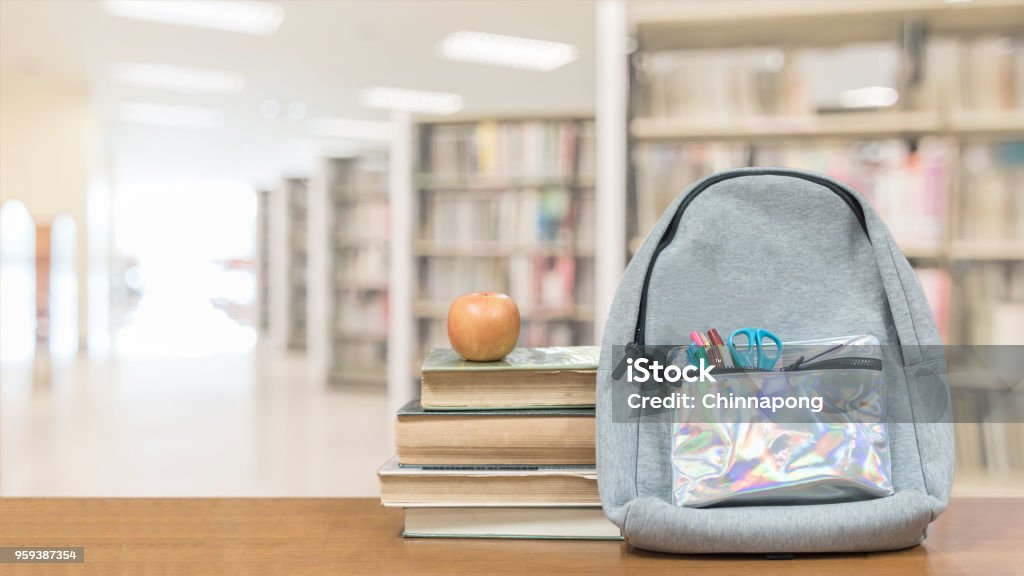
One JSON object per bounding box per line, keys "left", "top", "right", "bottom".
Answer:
{"left": 0, "top": 342, "right": 392, "bottom": 496}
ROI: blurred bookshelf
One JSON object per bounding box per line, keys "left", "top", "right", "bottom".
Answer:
{"left": 326, "top": 155, "right": 390, "bottom": 387}
{"left": 284, "top": 177, "right": 309, "bottom": 351}
{"left": 630, "top": 0, "right": 1024, "bottom": 50}
{"left": 257, "top": 189, "right": 270, "bottom": 332}
{"left": 408, "top": 116, "right": 597, "bottom": 371}
{"left": 625, "top": 0, "right": 1023, "bottom": 495}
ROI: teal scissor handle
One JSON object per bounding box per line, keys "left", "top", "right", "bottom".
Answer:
{"left": 727, "top": 328, "right": 783, "bottom": 370}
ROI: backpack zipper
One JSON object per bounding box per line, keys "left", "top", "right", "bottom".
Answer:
{"left": 632, "top": 170, "right": 869, "bottom": 347}
{"left": 783, "top": 357, "right": 883, "bottom": 372}
{"left": 612, "top": 354, "right": 881, "bottom": 381}
{"left": 712, "top": 366, "right": 771, "bottom": 375}
{"left": 710, "top": 357, "right": 882, "bottom": 375}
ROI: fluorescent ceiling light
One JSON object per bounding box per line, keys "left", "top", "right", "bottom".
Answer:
{"left": 121, "top": 102, "right": 224, "bottom": 129}
{"left": 111, "top": 63, "right": 244, "bottom": 95}
{"left": 438, "top": 31, "right": 578, "bottom": 72}
{"left": 360, "top": 87, "right": 463, "bottom": 116}
{"left": 311, "top": 117, "right": 393, "bottom": 141}
{"left": 839, "top": 86, "right": 899, "bottom": 109}
{"left": 103, "top": 1, "right": 285, "bottom": 35}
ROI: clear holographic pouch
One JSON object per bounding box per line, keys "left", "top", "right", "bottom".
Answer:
{"left": 670, "top": 335, "right": 894, "bottom": 508}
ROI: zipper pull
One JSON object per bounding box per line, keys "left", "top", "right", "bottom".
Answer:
{"left": 782, "top": 340, "right": 849, "bottom": 372}
{"left": 611, "top": 342, "right": 645, "bottom": 380}
{"left": 781, "top": 355, "right": 805, "bottom": 372}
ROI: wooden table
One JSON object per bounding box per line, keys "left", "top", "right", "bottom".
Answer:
{"left": 1, "top": 498, "right": 1021, "bottom": 574}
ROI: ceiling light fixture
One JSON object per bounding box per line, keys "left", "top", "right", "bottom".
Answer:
{"left": 360, "top": 87, "right": 463, "bottom": 116}
{"left": 102, "top": 1, "right": 285, "bottom": 36}
{"left": 310, "top": 117, "right": 393, "bottom": 141}
{"left": 120, "top": 102, "right": 225, "bottom": 129}
{"left": 111, "top": 63, "right": 244, "bottom": 95}
{"left": 438, "top": 31, "right": 578, "bottom": 72}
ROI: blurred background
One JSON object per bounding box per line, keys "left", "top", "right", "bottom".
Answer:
{"left": 1, "top": 1, "right": 1021, "bottom": 497}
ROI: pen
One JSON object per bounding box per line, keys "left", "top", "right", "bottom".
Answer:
{"left": 689, "top": 331, "right": 708, "bottom": 365}
{"left": 702, "top": 331, "right": 723, "bottom": 369}
{"left": 707, "top": 328, "right": 731, "bottom": 368}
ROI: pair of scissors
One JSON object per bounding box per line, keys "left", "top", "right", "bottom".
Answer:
{"left": 727, "top": 328, "right": 783, "bottom": 370}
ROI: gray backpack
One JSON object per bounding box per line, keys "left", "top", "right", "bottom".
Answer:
{"left": 597, "top": 168, "right": 952, "bottom": 554}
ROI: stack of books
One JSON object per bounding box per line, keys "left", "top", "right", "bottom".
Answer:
{"left": 378, "top": 346, "right": 620, "bottom": 540}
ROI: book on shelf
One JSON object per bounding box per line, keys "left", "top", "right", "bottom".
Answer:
{"left": 395, "top": 400, "right": 595, "bottom": 466}
{"left": 420, "top": 346, "right": 599, "bottom": 409}
{"left": 335, "top": 245, "right": 388, "bottom": 287}
{"left": 422, "top": 187, "right": 584, "bottom": 246}
{"left": 952, "top": 398, "right": 1024, "bottom": 482}
{"left": 914, "top": 267, "right": 951, "bottom": 343}
{"left": 635, "top": 42, "right": 929, "bottom": 121}
{"left": 335, "top": 290, "right": 387, "bottom": 334}
{"left": 424, "top": 120, "right": 583, "bottom": 181}
{"left": 959, "top": 142, "right": 1024, "bottom": 245}
{"left": 638, "top": 46, "right": 804, "bottom": 119}
{"left": 333, "top": 154, "right": 387, "bottom": 192}
{"left": 959, "top": 35, "right": 1024, "bottom": 112}
{"left": 963, "top": 262, "right": 1024, "bottom": 345}
{"left": 577, "top": 120, "right": 596, "bottom": 182}
{"left": 952, "top": 392, "right": 985, "bottom": 471}
{"left": 378, "top": 457, "right": 599, "bottom": 507}
{"left": 533, "top": 255, "right": 576, "bottom": 311}
{"left": 633, "top": 137, "right": 952, "bottom": 252}
{"left": 334, "top": 203, "right": 389, "bottom": 242}
{"left": 419, "top": 256, "right": 588, "bottom": 312}
{"left": 332, "top": 338, "right": 385, "bottom": 368}
{"left": 402, "top": 507, "right": 620, "bottom": 540}
{"left": 991, "top": 303, "right": 1024, "bottom": 346}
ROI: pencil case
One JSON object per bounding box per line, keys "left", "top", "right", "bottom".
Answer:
{"left": 669, "top": 334, "right": 894, "bottom": 508}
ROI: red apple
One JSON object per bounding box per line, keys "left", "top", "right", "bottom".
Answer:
{"left": 447, "top": 292, "right": 521, "bottom": 362}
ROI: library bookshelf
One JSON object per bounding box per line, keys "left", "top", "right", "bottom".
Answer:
{"left": 626, "top": 0, "right": 1023, "bottom": 345}
{"left": 284, "top": 177, "right": 309, "bottom": 351}
{"left": 393, "top": 115, "right": 598, "bottom": 383}
{"left": 307, "top": 155, "right": 390, "bottom": 388}
{"left": 263, "top": 177, "right": 309, "bottom": 351}
{"left": 630, "top": 0, "right": 1024, "bottom": 50}
{"left": 617, "top": 0, "right": 1024, "bottom": 496}
{"left": 257, "top": 189, "right": 270, "bottom": 333}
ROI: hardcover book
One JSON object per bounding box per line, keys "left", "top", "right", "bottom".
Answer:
{"left": 395, "top": 400, "right": 595, "bottom": 466}
{"left": 378, "top": 456, "right": 599, "bottom": 507}
{"left": 420, "top": 346, "right": 599, "bottom": 409}
{"left": 403, "top": 507, "right": 621, "bottom": 540}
